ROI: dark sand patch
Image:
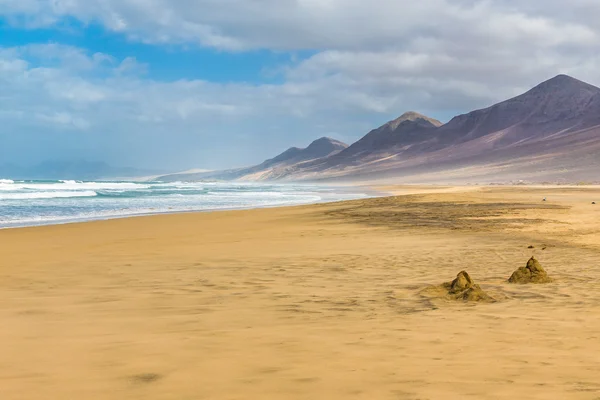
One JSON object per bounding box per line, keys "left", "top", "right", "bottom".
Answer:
{"left": 319, "top": 195, "right": 566, "bottom": 232}
{"left": 130, "top": 373, "right": 163, "bottom": 384}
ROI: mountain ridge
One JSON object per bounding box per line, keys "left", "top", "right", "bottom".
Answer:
{"left": 159, "top": 74, "right": 600, "bottom": 184}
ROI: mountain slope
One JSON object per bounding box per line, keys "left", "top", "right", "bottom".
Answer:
{"left": 336, "top": 111, "right": 441, "bottom": 162}
{"left": 432, "top": 74, "right": 600, "bottom": 147}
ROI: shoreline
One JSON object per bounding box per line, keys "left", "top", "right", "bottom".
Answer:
{"left": 5, "top": 182, "right": 596, "bottom": 231}
{"left": 4, "top": 180, "right": 600, "bottom": 231}
{"left": 0, "top": 197, "right": 360, "bottom": 231}
{"left": 0, "top": 183, "right": 379, "bottom": 231}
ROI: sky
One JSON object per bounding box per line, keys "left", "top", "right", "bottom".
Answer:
{"left": 1, "top": 1, "right": 600, "bottom": 171}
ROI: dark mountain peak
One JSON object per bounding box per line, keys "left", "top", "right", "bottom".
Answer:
{"left": 525, "top": 74, "right": 600, "bottom": 97}
{"left": 281, "top": 147, "right": 303, "bottom": 156}
{"left": 262, "top": 137, "right": 348, "bottom": 167}
{"left": 335, "top": 112, "right": 443, "bottom": 160}
{"left": 305, "top": 137, "right": 348, "bottom": 152}
{"left": 535, "top": 74, "right": 598, "bottom": 90}
{"left": 263, "top": 147, "right": 303, "bottom": 165}
{"left": 385, "top": 111, "right": 442, "bottom": 130}
{"left": 545, "top": 74, "right": 581, "bottom": 85}
{"left": 439, "top": 74, "right": 600, "bottom": 146}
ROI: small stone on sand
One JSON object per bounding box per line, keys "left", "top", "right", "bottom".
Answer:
{"left": 508, "top": 257, "right": 552, "bottom": 284}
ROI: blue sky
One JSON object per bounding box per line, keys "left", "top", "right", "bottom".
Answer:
{"left": 1, "top": 1, "right": 600, "bottom": 171}
{"left": 1, "top": 18, "right": 301, "bottom": 84}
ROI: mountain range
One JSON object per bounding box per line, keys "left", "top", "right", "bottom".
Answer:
{"left": 159, "top": 74, "right": 600, "bottom": 184}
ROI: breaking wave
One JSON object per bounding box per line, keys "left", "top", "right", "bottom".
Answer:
{"left": 0, "top": 190, "right": 98, "bottom": 200}
{"left": 0, "top": 179, "right": 368, "bottom": 228}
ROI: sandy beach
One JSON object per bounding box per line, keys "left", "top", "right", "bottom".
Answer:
{"left": 2, "top": 185, "right": 600, "bottom": 399}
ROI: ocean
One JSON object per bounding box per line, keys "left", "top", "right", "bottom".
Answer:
{"left": 0, "top": 179, "right": 368, "bottom": 229}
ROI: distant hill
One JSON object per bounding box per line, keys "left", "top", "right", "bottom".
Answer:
{"left": 263, "top": 137, "right": 348, "bottom": 166}
{"left": 0, "top": 160, "right": 167, "bottom": 181}
{"left": 158, "top": 137, "right": 348, "bottom": 182}
{"left": 159, "top": 74, "right": 600, "bottom": 184}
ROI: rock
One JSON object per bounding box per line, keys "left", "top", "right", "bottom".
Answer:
{"left": 448, "top": 271, "right": 473, "bottom": 293}
{"left": 528, "top": 245, "right": 535, "bottom": 249}
{"left": 508, "top": 257, "right": 552, "bottom": 284}
{"left": 593, "top": 202, "right": 596, "bottom": 205}
{"left": 442, "top": 271, "right": 495, "bottom": 302}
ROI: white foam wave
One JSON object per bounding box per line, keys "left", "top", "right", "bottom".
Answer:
{"left": 0, "top": 181, "right": 150, "bottom": 191}
{"left": 207, "top": 191, "right": 286, "bottom": 197}
{"left": 0, "top": 179, "right": 14, "bottom": 184}
{"left": 0, "top": 190, "right": 98, "bottom": 200}
{"left": 150, "top": 181, "right": 212, "bottom": 189}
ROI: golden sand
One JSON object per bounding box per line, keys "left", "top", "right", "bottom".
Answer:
{"left": 2, "top": 186, "right": 600, "bottom": 399}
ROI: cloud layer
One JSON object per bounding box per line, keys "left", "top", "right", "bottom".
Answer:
{"left": 1, "top": 1, "right": 600, "bottom": 169}
{"left": 4, "top": 0, "right": 600, "bottom": 52}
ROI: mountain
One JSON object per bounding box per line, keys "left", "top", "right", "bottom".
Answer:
{"left": 320, "top": 111, "right": 442, "bottom": 165}
{"left": 262, "top": 137, "right": 348, "bottom": 167}
{"left": 160, "top": 74, "right": 600, "bottom": 183}
{"left": 0, "top": 160, "right": 167, "bottom": 180}
{"left": 158, "top": 137, "right": 348, "bottom": 182}
{"left": 431, "top": 74, "right": 600, "bottom": 148}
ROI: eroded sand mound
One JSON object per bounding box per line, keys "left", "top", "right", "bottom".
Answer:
{"left": 440, "top": 271, "right": 495, "bottom": 302}
{"left": 508, "top": 257, "right": 552, "bottom": 284}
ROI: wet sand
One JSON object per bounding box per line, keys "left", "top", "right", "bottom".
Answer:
{"left": 1, "top": 186, "right": 600, "bottom": 399}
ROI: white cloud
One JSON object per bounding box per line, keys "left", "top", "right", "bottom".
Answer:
{"left": 35, "top": 111, "right": 91, "bottom": 129}
{"left": 0, "top": 57, "right": 28, "bottom": 73}
{"left": 0, "top": 0, "right": 600, "bottom": 51}
{"left": 2, "top": 2, "right": 600, "bottom": 99}
{"left": 1, "top": 0, "right": 599, "bottom": 52}
{"left": 0, "top": 44, "right": 387, "bottom": 168}
{"left": 115, "top": 57, "right": 146, "bottom": 75}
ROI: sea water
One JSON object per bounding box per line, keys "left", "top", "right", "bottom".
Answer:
{"left": 0, "top": 179, "right": 368, "bottom": 228}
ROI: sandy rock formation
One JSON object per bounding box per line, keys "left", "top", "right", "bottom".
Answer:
{"left": 508, "top": 257, "right": 552, "bottom": 284}
{"left": 442, "top": 271, "right": 495, "bottom": 302}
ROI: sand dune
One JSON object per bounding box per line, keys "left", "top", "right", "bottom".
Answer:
{"left": 2, "top": 186, "right": 600, "bottom": 399}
